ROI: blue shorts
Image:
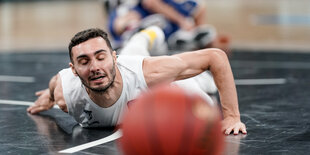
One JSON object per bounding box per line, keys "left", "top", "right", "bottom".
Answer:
{"left": 108, "top": 0, "right": 198, "bottom": 41}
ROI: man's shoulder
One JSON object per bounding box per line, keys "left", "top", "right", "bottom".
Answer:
{"left": 58, "top": 68, "right": 81, "bottom": 89}
{"left": 117, "top": 55, "right": 147, "bottom": 70}
{"left": 58, "top": 68, "right": 72, "bottom": 76}
{"left": 117, "top": 55, "right": 147, "bottom": 62}
{"left": 117, "top": 55, "right": 148, "bottom": 88}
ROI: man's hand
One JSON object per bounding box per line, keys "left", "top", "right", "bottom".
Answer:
{"left": 179, "top": 18, "right": 195, "bottom": 31}
{"left": 222, "top": 116, "right": 247, "bottom": 135}
{"left": 27, "top": 89, "right": 55, "bottom": 114}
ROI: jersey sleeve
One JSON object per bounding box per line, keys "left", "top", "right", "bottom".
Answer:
{"left": 116, "top": 55, "right": 148, "bottom": 89}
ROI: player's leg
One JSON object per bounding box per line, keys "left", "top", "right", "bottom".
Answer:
{"left": 119, "top": 26, "right": 165, "bottom": 56}
{"left": 191, "top": 71, "right": 218, "bottom": 94}
{"left": 192, "top": 0, "right": 207, "bottom": 26}
{"left": 173, "top": 76, "right": 215, "bottom": 106}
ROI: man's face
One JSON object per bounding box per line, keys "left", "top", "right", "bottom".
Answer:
{"left": 70, "top": 37, "right": 117, "bottom": 92}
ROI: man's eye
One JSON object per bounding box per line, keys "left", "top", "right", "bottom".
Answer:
{"left": 98, "top": 55, "right": 105, "bottom": 60}
{"left": 79, "top": 59, "right": 88, "bottom": 65}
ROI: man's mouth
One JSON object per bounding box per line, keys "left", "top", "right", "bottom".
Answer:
{"left": 90, "top": 76, "right": 105, "bottom": 81}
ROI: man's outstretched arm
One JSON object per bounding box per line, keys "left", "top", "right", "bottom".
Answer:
{"left": 27, "top": 74, "right": 67, "bottom": 114}
{"left": 143, "top": 48, "right": 247, "bottom": 135}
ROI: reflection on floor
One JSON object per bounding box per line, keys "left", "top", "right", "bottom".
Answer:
{"left": 0, "top": 50, "right": 309, "bottom": 154}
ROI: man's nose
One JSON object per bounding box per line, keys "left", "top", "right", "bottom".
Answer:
{"left": 90, "top": 60, "right": 100, "bottom": 72}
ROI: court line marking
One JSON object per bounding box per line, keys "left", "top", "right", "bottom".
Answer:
{"left": 0, "top": 99, "right": 121, "bottom": 153}
{"left": 58, "top": 130, "right": 122, "bottom": 153}
{"left": 231, "top": 60, "right": 310, "bottom": 69}
{"left": 0, "top": 75, "right": 35, "bottom": 83}
{"left": 0, "top": 99, "right": 59, "bottom": 109}
{"left": 235, "top": 78, "right": 286, "bottom": 85}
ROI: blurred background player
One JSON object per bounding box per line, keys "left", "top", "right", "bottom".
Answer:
{"left": 103, "top": 0, "right": 225, "bottom": 53}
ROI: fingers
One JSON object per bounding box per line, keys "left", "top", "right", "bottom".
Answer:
{"left": 233, "top": 126, "right": 240, "bottom": 135}
{"left": 240, "top": 124, "right": 247, "bottom": 134}
{"left": 27, "top": 105, "right": 39, "bottom": 114}
{"left": 35, "top": 89, "right": 47, "bottom": 96}
{"left": 27, "top": 99, "right": 53, "bottom": 114}
{"left": 224, "top": 123, "right": 247, "bottom": 135}
{"left": 224, "top": 127, "right": 233, "bottom": 135}
{"left": 29, "top": 106, "right": 45, "bottom": 114}
{"left": 26, "top": 106, "right": 32, "bottom": 113}
{"left": 27, "top": 105, "right": 48, "bottom": 114}
{"left": 27, "top": 102, "right": 39, "bottom": 113}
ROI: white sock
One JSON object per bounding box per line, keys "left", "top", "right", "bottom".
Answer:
{"left": 119, "top": 26, "right": 166, "bottom": 56}
{"left": 119, "top": 32, "right": 150, "bottom": 56}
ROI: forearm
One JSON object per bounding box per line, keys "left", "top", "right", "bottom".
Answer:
{"left": 208, "top": 50, "right": 240, "bottom": 119}
{"left": 48, "top": 75, "right": 58, "bottom": 102}
{"left": 49, "top": 74, "right": 68, "bottom": 112}
{"left": 210, "top": 51, "right": 247, "bottom": 134}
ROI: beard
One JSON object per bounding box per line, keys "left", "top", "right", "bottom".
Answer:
{"left": 77, "top": 62, "right": 116, "bottom": 93}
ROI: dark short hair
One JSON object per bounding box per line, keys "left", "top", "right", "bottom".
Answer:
{"left": 68, "top": 28, "right": 113, "bottom": 62}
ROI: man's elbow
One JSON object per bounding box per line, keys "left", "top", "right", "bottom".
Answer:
{"left": 57, "top": 100, "right": 68, "bottom": 113}
{"left": 205, "top": 48, "right": 228, "bottom": 63}
{"left": 209, "top": 48, "right": 228, "bottom": 59}
{"left": 201, "top": 48, "right": 229, "bottom": 71}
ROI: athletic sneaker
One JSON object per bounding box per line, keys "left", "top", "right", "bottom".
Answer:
{"left": 167, "top": 25, "right": 217, "bottom": 51}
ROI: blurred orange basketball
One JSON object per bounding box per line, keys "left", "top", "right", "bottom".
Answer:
{"left": 119, "top": 85, "right": 224, "bottom": 155}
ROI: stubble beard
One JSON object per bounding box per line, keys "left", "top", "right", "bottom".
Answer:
{"left": 77, "top": 63, "right": 116, "bottom": 94}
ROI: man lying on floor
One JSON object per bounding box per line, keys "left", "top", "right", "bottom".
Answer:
{"left": 27, "top": 26, "right": 246, "bottom": 135}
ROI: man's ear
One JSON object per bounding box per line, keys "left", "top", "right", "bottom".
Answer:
{"left": 69, "top": 62, "right": 78, "bottom": 76}
{"left": 112, "top": 50, "right": 117, "bottom": 63}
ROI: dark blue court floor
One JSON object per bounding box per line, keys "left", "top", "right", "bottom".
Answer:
{"left": 0, "top": 50, "right": 309, "bottom": 154}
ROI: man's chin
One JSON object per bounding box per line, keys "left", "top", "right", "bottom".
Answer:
{"left": 89, "top": 87, "right": 108, "bottom": 93}
{"left": 88, "top": 84, "right": 111, "bottom": 93}
{"left": 85, "top": 78, "right": 114, "bottom": 93}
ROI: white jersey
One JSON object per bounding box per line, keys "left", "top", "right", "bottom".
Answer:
{"left": 59, "top": 55, "right": 214, "bottom": 128}
{"left": 59, "top": 55, "right": 147, "bottom": 127}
